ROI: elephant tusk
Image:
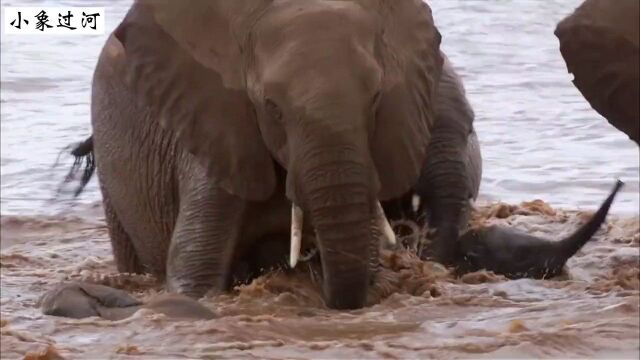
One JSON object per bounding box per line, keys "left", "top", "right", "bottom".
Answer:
{"left": 376, "top": 202, "right": 396, "bottom": 246}
{"left": 412, "top": 194, "right": 421, "bottom": 213}
{"left": 290, "top": 204, "right": 304, "bottom": 268}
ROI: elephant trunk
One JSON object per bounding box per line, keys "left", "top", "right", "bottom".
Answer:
{"left": 311, "top": 191, "right": 372, "bottom": 309}
{"left": 418, "top": 124, "right": 470, "bottom": 265}
{"left": 295, "top": 146, "right": 374, "bottom": 309}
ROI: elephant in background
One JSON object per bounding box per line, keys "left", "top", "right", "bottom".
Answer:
{"left": 383, "top": 53, "right": 482, "bottom": 265}
{"left": 555, "top": 0, "right": 639, "bottom": 144}
{"left": 48, "top": 0, "right": 443, "bottom": 310}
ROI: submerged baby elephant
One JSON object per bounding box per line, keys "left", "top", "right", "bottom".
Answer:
{"left": 40, "top": 282, "right": 215, "bottom": 320}
{"left": 455, "top": 180, "right": 624, "bottom": 279}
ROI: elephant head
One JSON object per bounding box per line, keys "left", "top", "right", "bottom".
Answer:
{"left": 114, "top": 0, "right": 442, "bottom": 309}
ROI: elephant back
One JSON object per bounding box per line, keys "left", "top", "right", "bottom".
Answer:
{"left": 555, "top": 0, "right": 639, "bottom": 143}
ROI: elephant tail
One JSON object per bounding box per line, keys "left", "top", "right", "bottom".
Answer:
{"left": 556, "top": 179, "right": 623, "bottom": 261}
{"left": 56, "top": 135, "right": 96, "bottom": 197}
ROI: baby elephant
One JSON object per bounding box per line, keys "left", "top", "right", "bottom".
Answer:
{"left": 40, "top": 282, "right": 215, "bottom": 320}
{"left": 455, "top": 180, "right": 624, "bottom": 279}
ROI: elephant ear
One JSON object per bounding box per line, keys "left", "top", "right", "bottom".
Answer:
{"left": 114, "top": 2, "right": 276, "bottom": 201}
{"left": 555, "top": 0, "right": 639, "bottom": 144}
{"left": 369, "top": 0, "right": 443, "bottom": 200}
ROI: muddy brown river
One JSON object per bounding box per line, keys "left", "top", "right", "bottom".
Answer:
{"left": 1, "top": 0, "right": 639, "bottom": 359}
{"left": 1, "top": 200, "right": 638, "bottom": 359}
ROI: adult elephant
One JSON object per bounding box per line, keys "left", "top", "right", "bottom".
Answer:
{"left": 555, "top": 0, "right": 639, "bottom": 144}
{"left": 58, "top": 0, "right": 442, "bottom": 310}
{"left": 383, "top": 54, "right": 482, "bottom": 265}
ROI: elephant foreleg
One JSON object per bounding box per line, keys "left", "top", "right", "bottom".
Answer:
{"left": 415, "top": 55, "right": 482, "bottom": 265}
{"left": 166, "top": 173, "right": 245, "bottom": 298}
{"left": 416, "top": 130, "right": 481, "bottom": 264}
{"left": 416, "top": 135, "right": 472, "bottom": 264}
{"left": 101, "top": 184, "right": 144, "bottom": 274}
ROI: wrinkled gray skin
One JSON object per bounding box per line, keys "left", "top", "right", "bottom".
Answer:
{"left": 40, "top": 283, "right": 215, "bottom": 320}
{"left": 382, "top": 54, "right": 482, "bottom": 265}
{"left": 48, "top": 0, "right": 443, "bottom": 311}
{"left": 415, "top": 54, "right": 482, "bottom": 264}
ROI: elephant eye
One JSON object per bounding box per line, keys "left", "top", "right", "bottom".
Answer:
{"left": 265, "top": 98, "right": 283, "bottom": 121}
